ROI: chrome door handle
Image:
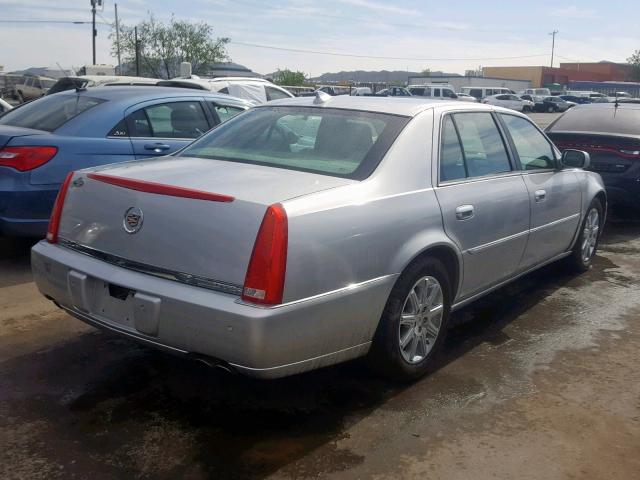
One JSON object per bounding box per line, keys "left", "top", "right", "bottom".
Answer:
{"left": 144, "top": 143, "right": 171, "bottom": 152}
{"left": 455, "top": 204, "right": 475, "bottom": 220}
{"left": 534, "top": 189, "right": 547, "bottom": 202}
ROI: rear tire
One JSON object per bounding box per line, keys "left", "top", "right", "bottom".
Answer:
{"left": 368, "top": 257, "right": 451, "bottom": 382}
{"left": 565, "top": 198, "right": 603, "bottom": 273}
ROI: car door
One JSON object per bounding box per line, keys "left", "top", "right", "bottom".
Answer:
{"left": 498, "top": 113, "right": 582, "bottom": 268}
{"left": 434, "top": 111, "right": 530, "bottom": 299}
{"left": 124, "top": 98, "right": 212, "bottom": 158}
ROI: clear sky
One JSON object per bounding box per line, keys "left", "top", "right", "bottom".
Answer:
{"left": 1, "top": 0, "right": 637, "bottom": 77}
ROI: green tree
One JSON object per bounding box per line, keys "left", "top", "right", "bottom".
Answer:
{"left": 627, "top": 50, "right": 640, "bottom": 81}
{"left": 274, "top": 69, "right": 307, "bottom": 86}
{"left": 421, "top": 67, "right": 431, "bottom": 76}
{"left": 112, "top": 14, "right": 230, "bottom": 78}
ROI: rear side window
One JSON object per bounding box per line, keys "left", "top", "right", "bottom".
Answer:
{"left": 178, "top": 106, "right": 409, "bottom": 180}
{"left": 501, "top": 114, "right": 555, "bottom": 170}
{"left": 547, "top": 106, "right": 640, "bottom": 136}
{"left": 410, "top": 87, "right": 425, "bottom": 96}
{"left": 265, "top": 86, "right": 291, "bottom": 101}
{"left": 127, "top": 101, "right": 210, "bottom": 139}
{"left": 0, "top": 95, "right": 105, "bottom": 132}
{"left": 440, "top": 116, "right": 466, "bottom": 181}
{"left": 439, "top": 112, "right": 512, "bottom": 181}
{"left": 212, "top": 104, "right": 245, "bottom": 123}
{"left": 470, "top": 89, "right": 482, "bottom": 99}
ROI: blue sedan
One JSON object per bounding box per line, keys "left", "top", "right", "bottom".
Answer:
{"left": 0, "top": 86, "right": 251, "bottom": 236}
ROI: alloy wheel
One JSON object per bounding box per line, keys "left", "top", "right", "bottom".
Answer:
{"left": 581, "top": 208, "right": 600, "bottom": 262}
{"left": 398, "top": 276, "right": 444, "bottom": 364}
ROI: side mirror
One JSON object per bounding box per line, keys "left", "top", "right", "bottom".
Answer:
{"left": 560, "top": 149, "right": 590, "bottom": 169}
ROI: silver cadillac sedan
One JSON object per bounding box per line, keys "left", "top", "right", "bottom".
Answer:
{"left": 32, "top": 95, "right": 606, "bottom": 380}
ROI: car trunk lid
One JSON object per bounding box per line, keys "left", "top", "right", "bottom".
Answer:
{"left": 0, "top": 125, "right": 47, "bottom": 149}
{"left": 549, "top": 132, "right": 640, "bottom": 174}
{"left": 57, "top": 157, "right": 354, "bottom": 290}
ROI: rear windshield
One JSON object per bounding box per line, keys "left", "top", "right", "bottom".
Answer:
{"left": 178, "top": 106, "right": 409, "bottom": 179}
{"left": 0, "top": 94, "right": 105, "bottom": 132}
{"left": 547, "top": 106, "right": 640, "bottom": 136}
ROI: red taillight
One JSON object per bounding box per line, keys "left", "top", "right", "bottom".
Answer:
{"left": 46, "top": 172, "right": 74, "bottom": 243}
{"left": 0, "top": 146, "right": 58, "bottom": 171}
{"left": 242, "top": 204, "right": 288, "bottom": 305}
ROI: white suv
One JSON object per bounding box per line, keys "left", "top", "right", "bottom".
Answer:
{"left": 408, "top": 85, "right": 473, "bottom": 101}
{"left": 158, "top": 77, "right": 294, "bottom": 104}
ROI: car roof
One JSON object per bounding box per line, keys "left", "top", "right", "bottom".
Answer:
{"left": 262, "top": 95, "right": 498, "bottom": 117}
{"left": 49, "top": 85, "right": 253, "bottom": 106}
{"left": 571, "top": 102, "right": 640, "bottom": 110}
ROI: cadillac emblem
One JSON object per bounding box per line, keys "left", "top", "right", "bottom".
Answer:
{"left": 123, "top": 207, "right": 144, "bottom": 234}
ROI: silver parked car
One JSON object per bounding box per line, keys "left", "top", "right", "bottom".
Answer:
{"left": 32, "top": 96, "right": 606, "bottom": 380}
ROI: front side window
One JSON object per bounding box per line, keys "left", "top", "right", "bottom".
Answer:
{"left": 453, "top": 113, "right": 512, "bottom": 178}
{"left": 0, "top": 94, "right": 105, "bottom": 132}
{"left": 127, "top": 101, "right": 209, "bottom": 139}
{"left": 501, "top": 114, "right": 555, "bottom": 170}
{"left": 178, "top": 106, "right": 409, "bottom": 180}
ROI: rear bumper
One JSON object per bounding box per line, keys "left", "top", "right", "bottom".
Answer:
{"left": 31, "top": 241, "right": 395, "bottom": 378}
{"left": 0, "top": 185, "right": 58, "bottom": 237}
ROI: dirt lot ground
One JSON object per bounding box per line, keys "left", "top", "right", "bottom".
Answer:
{"left": 2, "top": 212, "right": 639, "bottom": 480}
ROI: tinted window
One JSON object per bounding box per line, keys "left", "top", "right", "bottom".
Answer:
{"left": 440, "top": 116, "right": 466, "bottom": 181}
{"left": 265, "top": 86, "right": 291, "bottom": 101}
{"left": 0, "top": 94, "right": 105, "bottom": 132}
{"left": 213, "top": 104, "right": 245, "bottom": 123}
{"left": 496, "top": 95, "right": 508, "bottom": 100}
{"left": 470, "top": 89, "right": 482, "bottom": 99}
{"left": 108, "top": 119, "right": 128, "bottom": 137}
{"left": 128, "top": 101, "right": 209, "bottom": 139}
{"left": 178, "top": 107, "right": 409, "bottom": 180}
{"left": 433, "top": 88, "right": 441, "bottom": 97}
{"left": 547, "top": 106, "right": 640, "bottom": 136}
{"left": 410, "top": 87, "right": 425, "bottom": 96}
{"left": 501, "top": 114, "right": 555, "bottom": 170}
{"left": 453, "top": 113, "right": 512, "bottom": 177}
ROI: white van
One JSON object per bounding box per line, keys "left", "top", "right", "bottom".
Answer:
{"left": 408, "top": 84, "right": 459, "bottom": 100}
{"left": 460, "top": 86, "right": 514, "bottom": 101}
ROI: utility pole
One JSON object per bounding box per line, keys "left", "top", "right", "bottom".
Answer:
{"left": 549, "top": 30, "right": 558, "bottom": 68}
{"left": 115, "top": 3, "right": 121, "bottom": 75}
{"left": 90, "top": 0, "right": 97, "bottom": 65}
{"left": 135, "top": 26, "right": 141, "bottom": 76}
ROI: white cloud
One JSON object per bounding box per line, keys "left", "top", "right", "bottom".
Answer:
{"left": 550, "top": 6, "right": 598, "bottom": 19}
{"left": 337, "top": 0, "right": 419, "bottom": 16}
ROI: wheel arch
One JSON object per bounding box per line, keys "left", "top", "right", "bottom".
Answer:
{"left": 393, "top": 240, "right": 462, "bottom": 303}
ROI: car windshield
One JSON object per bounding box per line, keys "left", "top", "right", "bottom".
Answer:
{"left": 547, "top": 106, "right": 640, "bottom": 135}
{"left": 0, "top": 94, "right": 105, "bottom": 132}
{"left": 178, "top": 106, "right": 409, "bottom": 180}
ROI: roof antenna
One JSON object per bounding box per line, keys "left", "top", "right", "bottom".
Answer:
{"left": 614, "top": 91, "right": 619, "bottom": 108}
{"left": 314, "top": 90, "right": 331, "bottom": 105}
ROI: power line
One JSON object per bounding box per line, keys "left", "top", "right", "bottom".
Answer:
{"left": 229, "top": 41, "right": 550, "bottom": 62}
{"left": 0, "top": 19, "right": 110, "bottom": 25}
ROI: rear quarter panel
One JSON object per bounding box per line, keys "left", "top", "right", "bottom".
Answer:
{"left": 283, "top": 108, "right": 461, "bottom": 303}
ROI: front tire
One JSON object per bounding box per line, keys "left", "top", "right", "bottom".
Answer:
{"left": 566, "top": 198, "right": 603, "bottom": 272}
{"left": 369, "top": 257, "right": 451, "bottom": 381}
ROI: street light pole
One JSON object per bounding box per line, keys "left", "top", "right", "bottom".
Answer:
{"left": 549, "top": 30, "right": 558, "bottom": 68}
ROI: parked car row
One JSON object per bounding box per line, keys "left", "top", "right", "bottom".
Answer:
{"left": 30, "top": 95, "right": 605, "bottom": 382}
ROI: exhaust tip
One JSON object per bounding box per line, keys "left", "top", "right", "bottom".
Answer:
{"left": 189, "top": 354, "right": 235, "bottom": 374}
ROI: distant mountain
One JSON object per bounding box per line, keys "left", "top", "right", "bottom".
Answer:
{"left": 310, "top": 70, "right": 459, "bottom": 84}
